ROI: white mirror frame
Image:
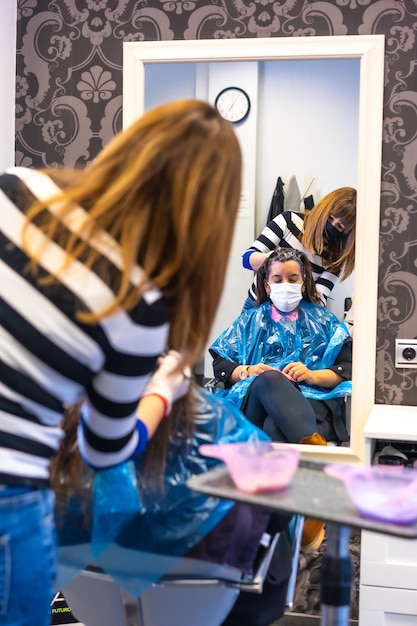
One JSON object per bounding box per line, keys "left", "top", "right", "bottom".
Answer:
{"left": 123, "top": 35, "right": 385, "bottom": 464}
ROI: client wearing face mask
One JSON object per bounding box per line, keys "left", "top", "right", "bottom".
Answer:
{"left": 209, "top": 248, "right": 352, "bottom": 447}
{"left": 210, "top": 249, "right": 352, "bottom": 551}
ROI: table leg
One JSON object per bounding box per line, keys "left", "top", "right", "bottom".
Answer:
{"left": 320, "top": 523, "right": 352, "bottom": 626}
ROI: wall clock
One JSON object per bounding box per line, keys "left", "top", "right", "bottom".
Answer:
{"left": 214, "top": 87, "right": 251, "bottom": 123}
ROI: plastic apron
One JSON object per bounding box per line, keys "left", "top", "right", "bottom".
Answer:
{"left": 210, "top": 300, "right": 352, "bottom": 410}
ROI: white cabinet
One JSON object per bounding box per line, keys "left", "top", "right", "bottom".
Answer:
{"left": 360, "top": 586, "right": 417, "bottom": 625}
{"left": 359, "top": 406, "right": 417, "bottom": 625}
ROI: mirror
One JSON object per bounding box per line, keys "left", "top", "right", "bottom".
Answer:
{"left": 123, "top": 35, "right": 384, "bottom": 464}
{"left": 141, "top": 57, "right": 359, "bottom": 327}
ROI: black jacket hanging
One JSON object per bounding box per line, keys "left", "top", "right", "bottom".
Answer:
{"left": 266, "top": 176, "right": 285, "bottom": 224}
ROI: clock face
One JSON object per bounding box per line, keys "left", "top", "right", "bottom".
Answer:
{"left": 215, "top": 87, "right": 250, "bottom": 123}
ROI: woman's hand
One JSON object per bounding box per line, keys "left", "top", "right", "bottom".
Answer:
{"left": 282, "top": 362, "right": 313, "bottom": 384}
{"left": 282, "top": 362, "right": 343, "bottom": 388}
{"left": 248, "top": 363, "right": 276, "bottom": 377}
{"left": 142, "top": 350, "right": 191, "bottom": 417}
{"left": 248, "top": 251, "right": 269, "bottom": 271}
{"left": 231, "top": 362, "right": 275, "bottom": 383}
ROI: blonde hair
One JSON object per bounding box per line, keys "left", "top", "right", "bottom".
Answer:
{"left": 23, "top": 100, "right": 242, "bottom": 364}
{"left": 302, "top": 186, "right": 356, "bottom": 280}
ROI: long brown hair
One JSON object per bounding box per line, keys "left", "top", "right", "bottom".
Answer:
{"left": 256, "top": 248, "right": 321, "bottom": 306}
{"left": 302, "top": 186, "right": 356, "bottom": 280}
{"left": 49, "top": 402, "right": 91, "bottom": 504}
{"left": 50, "top": 394, "right": 196, "bottom": 499}
{"left": 23, "top": 99, "right": 242, "bottom": 364}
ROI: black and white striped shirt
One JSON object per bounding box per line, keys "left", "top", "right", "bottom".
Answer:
{"left": 243, "top": 211, "right": 339, "bottom": 304}
{"left": 0, "top": 167, "right": 168, "bottom": 486}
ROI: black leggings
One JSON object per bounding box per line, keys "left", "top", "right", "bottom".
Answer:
{"left": 242, "top": 370, "right": 317, "bottom": 443}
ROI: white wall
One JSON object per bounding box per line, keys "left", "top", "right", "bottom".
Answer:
{"left": 205, "top": 62, "right": 259, "bottom": 377}
{"left": 257, "top": 59, "right": 359, "bottom": 229}
{"left": 0, "top": 0, "right": 17, "bottom": 170}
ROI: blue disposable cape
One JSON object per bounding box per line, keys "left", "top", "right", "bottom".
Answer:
{"left": 210, "top": 300, "right": 352, "bottom": 409}
{"left": 56, "top": 385, "right": 269, "bottom": 597}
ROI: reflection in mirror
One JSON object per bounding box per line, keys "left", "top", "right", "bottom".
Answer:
{"left": 123, "top": 36, "right": 384, "bottom": 464}
{"left": 143, "top": 58, "right": 359, "bottom": 326}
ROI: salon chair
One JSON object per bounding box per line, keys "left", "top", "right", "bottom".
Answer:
{"left": 61, "top": 520, "right": 303, "bottom": 626}
{"left": 62, "top": 559, "right": 242, "bottom": 626}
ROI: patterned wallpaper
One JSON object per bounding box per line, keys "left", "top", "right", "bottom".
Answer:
{"left": 15, "top": 0, "right": 417, "bottom": 406}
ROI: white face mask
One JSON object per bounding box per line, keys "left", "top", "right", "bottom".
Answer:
{"left": 268, "top": 283, "right": 303, "bottom": 313}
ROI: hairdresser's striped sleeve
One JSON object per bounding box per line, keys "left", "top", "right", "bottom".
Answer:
{"left": 0, "top": 167, "right": 168, "bottom": 485}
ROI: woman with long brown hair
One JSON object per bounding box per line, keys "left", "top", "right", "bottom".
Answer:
{"left": 211, "top": 248, "right": 352, "bottom": 447}
{"left": 0, "top": 99, "right": 241, "bottom": 626}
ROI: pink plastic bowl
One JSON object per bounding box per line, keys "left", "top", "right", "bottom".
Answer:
{"left": 199, "top": 441, "right": 301, "bottom": 494}
{"left": 324, "top": 464, "right": 417, "bottom": 525}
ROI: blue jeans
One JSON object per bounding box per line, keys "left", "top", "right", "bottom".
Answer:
{"left": 0, "top": 487, "right": 56, "bottom": 626}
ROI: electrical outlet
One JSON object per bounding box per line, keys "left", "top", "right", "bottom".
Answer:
{"left": 395, "top": 339, "right": 417, "bottom": 368}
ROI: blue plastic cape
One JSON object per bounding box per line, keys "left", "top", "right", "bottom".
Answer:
{"left": 210, "top": 300, "right": 352, "bottom": 409}
{"left": 92, "top": 461, "right": 142, "bottom": 559}
{"left": 56, "top": 385, "right": 269, "bottom": 597}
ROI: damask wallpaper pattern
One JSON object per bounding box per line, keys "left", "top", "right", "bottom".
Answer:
{"left": 15, "top": 0, "right": 417, "bottom": 406}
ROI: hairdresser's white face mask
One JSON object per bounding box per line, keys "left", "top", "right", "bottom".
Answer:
{"left": 268, "top": 283, "right": 303, "bottom": 313}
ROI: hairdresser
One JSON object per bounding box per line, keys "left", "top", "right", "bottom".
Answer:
{"left": 242, "top": 187, "right": 356, "bottom": 309}
{"left": 0, "top": 99, "right": 242, "bottom": 626}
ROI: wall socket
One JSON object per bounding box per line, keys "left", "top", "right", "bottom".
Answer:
{"left": 395, "top": 339, "right": 417, "bottom": 368}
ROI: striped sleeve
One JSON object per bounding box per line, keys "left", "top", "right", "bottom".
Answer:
{"left": 244, "top": 212, "right": 304, "bottom": 258}
{"left": 315, "top": 270, "right": 340, "bottom": 305}
{"left": 0, "top": 168, "right": 169, "bottom": 483}
{"left": 242, "top": 211, "right": 339, "bottom": 305}
{"left": 78, "top": 296, "right": 169, "bottom": 468}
